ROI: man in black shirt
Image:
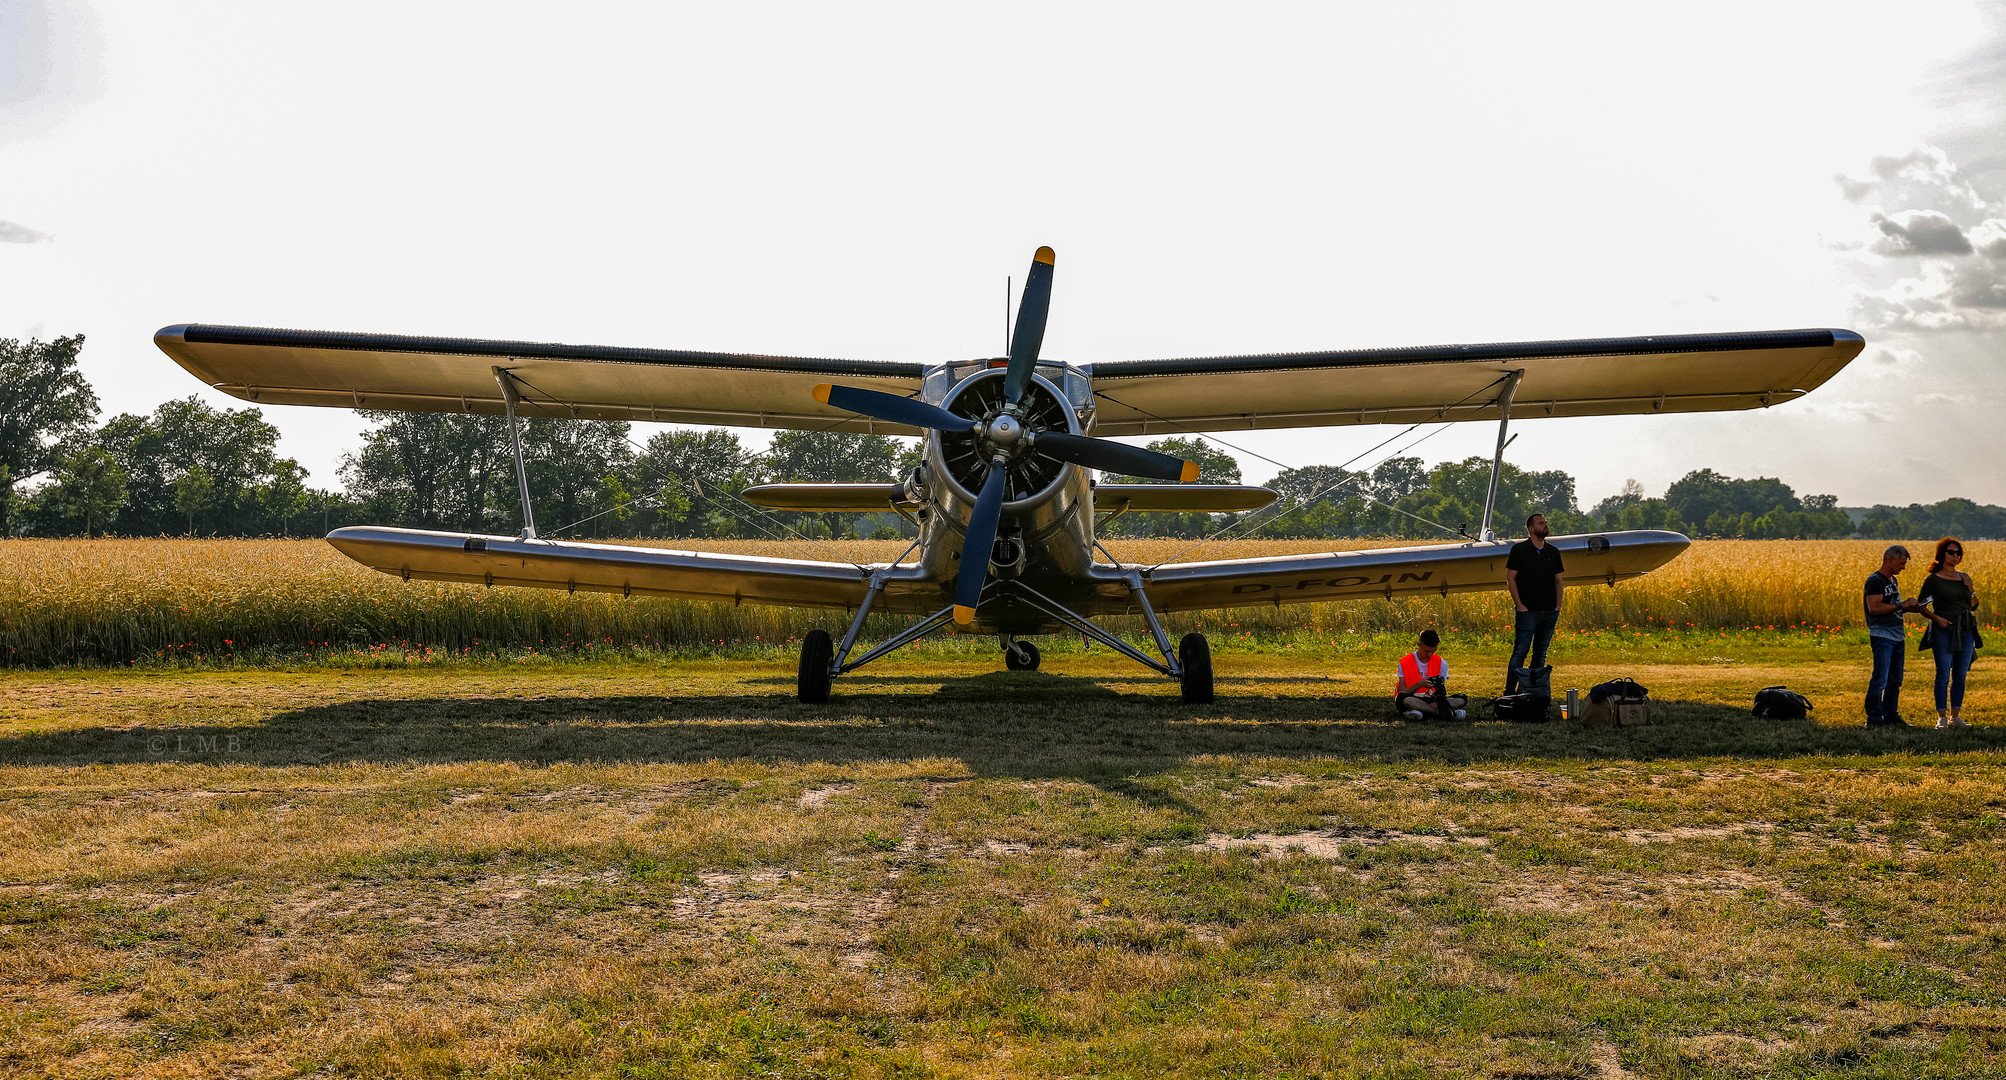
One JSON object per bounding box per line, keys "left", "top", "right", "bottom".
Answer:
{"left": 1504, "top": 513, "right": 1565, "bottom": 693}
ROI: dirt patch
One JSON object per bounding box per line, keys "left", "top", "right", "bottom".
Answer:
{"left": 800, "top": 785, "right": 852, "bottom": 809}
{"left": 1196, "top": 828, "right": 1487, "bottom": 858}
{"left": 1620, "top": 823, "right": 1774, "bottom": 844}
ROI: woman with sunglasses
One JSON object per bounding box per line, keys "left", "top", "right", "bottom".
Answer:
{"left": 1918, "top": 537, "right": 1980, "bottom": 728}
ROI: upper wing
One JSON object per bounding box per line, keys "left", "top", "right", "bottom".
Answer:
{"left": 1123, "top": 531, "right": 1689, "bottom": 614}
{"left": 1086, "top": 329, "right": 1863, "bottom": 435}
{"left": 155, "top": 324, "right": 927, "bottom": 434}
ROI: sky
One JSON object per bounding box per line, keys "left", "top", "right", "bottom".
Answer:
{"left": 4, "top": 1, "right": 2004, "bottom": 509}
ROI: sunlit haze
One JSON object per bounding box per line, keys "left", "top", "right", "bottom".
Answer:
{"left": 5, "top": 1, "right": 2004, "bottom": 506}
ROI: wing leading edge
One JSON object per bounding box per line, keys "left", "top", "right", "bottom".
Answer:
{"left": 155, "top": 324, "right": 927, "bottom": 434}
{"left": 1087, "top": 329, "right": 1864, "bottom": 435}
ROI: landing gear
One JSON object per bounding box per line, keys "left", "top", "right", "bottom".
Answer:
{"left": 1003, "top": 639, "right": 1042, "bottom": 671}
{"left": 797, "top": 629, "right": 833, "bottom": 703}
{"left": 1178, "top": 633, "right": 1213, "bottom": 704}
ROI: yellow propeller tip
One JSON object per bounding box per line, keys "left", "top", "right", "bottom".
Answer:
{"left": 1180, "top": 460, "right": 1202, "bottom": 482}
{"left": 953, "top": 605, "right": 976, "bottom": 624}
{"left": 811, "top": 384, "right": 833, "bottom": 404}
{"left": 1034, "top": 246, "right": 1055, "bottom": 265}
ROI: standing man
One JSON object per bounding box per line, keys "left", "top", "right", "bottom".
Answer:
{"left": 1504, "top": 513, "right": 1565, "bottom": 694}
{"left": 1864, "top": 544, "right": 1933, "bottom": 728}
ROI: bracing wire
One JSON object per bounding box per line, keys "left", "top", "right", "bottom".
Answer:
{"left": 497, "top": 371, "right": 913, "bottom": 571}
{"left": 1120, "top": 374, "right": 1514, "bottom": 568}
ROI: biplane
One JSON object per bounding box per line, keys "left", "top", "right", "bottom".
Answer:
{"left": 155, "top": 247, "right": 1864, "bottom": 702}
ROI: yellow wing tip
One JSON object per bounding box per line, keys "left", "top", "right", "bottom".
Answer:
{"left": 953, "top": 604, "right": 976, "bottom": 624}
{"left": 1034, "top": 246, "right": 1055, "bottom": 265}
{"left": 1180, "top": 460, "right": 1201, "bottom": 482}
{"left": 811, "top": 383, "right": 833, "bottom": 404}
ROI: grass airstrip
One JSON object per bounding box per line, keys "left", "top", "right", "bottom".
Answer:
{"left": 3, "top": 540, "right": 2005, "bottom": 1077}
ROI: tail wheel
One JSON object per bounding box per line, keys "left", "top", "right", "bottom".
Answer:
{"left": 1178, "top": 633, "right": 1213, "bottom": 704}
{"left": 1004, "top": 640, "right": 1042, "bottom": 671}
{"left": 798, "top": 630, "right": 834, "bottom": 703}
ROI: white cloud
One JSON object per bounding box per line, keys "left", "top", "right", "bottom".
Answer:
{"left": 1973, "top": 219, "right": 2006, "bottom": 260}
{"left": 1871, "top": 209, "right": 1972, "bottom": 256}
{"left": 1844, "top": 145, "right": 2006, "bottom": 331}
{"left": 0, "top": 219, "right": 51, "bottom": 243}
{"left": 1913, "top": 391, "right": 1973, "bottom": 406}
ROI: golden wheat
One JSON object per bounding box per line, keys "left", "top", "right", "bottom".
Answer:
{"left": 0, "top": 537, "right": 1993, "bottom": 664}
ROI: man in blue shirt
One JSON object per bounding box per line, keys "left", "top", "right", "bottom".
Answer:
{"left": 1863, "top": 545, "right": 1931, "bottom": 727}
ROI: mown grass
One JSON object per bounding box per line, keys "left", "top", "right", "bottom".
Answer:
{"left": 1, "top": 538, "right": 1997, "bottom": 666}
{"left": 2, "top": 642, "right": 2003, "bottom": 1077}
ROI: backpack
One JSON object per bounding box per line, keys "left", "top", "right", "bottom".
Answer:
{"left": 1752, "top": 685, "right": 1812, "bottom": 720}
{"left": 1491, "top": 693, "right": 1551, "bottom": 723}
{"left": 1510, "top": 664, "right": 1552, "bottom": 698}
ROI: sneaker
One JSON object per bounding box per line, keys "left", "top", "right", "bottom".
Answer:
{"left": 1452, "top": 709, "right": 1467, "bottom": 721}
{"left": 1952, "top": 717, "right": 1971, "bottom": 728}
{"left": 1938, "top": 716, "right": 1951, "bottom": 729}
{"left": 1403, "top": 709, "right": 1425, "bottom": 721}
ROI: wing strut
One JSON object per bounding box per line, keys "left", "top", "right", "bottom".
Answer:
{"left": 1478, "top": 370, "right": 1524, "bottom": 542}
{"left": 494, "top": 367, "right": 537, "bottom": 540}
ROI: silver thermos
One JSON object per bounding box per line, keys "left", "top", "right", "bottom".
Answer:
{"left": 1565, "top": 687, "right": 1579, "bottom": 721}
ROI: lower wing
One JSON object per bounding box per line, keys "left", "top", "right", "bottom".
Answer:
{"left": 326, "top": 527, "right": 901, "bottom": 610}
{"left": 1129, "top": 531, "right": 1689, "bottom": 613}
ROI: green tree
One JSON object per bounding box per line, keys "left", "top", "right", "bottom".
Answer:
{"left": 174, "top": 465, "right": 216, "bottom": 535}
{"left": 259, "top": 460, "right": 312, "bottom": 536}
{"left": 96, "top": 397, "right": 293, "bottom": 535}
{"left": 0, "top": 335, "right": 99, "bottom": 534}
{"left": 634, "top": 428, "right": 755, "bottom": 537}
{"left": 46, "top": 447, "right": 129, "bottom": 537}
{"left": 762, "top": 430, "right": 906, "bottom": 537}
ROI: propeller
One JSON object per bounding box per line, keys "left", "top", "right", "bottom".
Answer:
{"left": 811, "top": 246, "right": 1200, "bottom": 624}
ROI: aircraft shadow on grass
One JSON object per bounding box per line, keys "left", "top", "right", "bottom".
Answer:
{"left": 7, "top": 671, "right": 2003, "bottom": 777}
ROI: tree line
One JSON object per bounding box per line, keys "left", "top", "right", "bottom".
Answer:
{"left": 4, "top": 335, "right": 2001, "bottom": 541}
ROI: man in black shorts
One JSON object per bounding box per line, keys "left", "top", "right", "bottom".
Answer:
{"left": 1504, "top": 513, "right": 1565, "bottom": 693}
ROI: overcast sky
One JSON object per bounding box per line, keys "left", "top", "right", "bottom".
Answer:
{"left": 5, "top": 1, "right": 2004, "bottom": 508}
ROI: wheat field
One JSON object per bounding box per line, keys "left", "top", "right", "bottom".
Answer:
{"left": 0, "top": 537, "right": 1994, "bottom": 665}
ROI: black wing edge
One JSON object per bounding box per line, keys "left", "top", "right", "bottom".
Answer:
{"left": 155, "top": 324, "right": 927, "bottom": 379}
{"left": 1095, "top": 329, "right": 1864, "bottom": 378}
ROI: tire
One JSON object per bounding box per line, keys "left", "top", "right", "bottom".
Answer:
{"left": 1178, "top": 633, "right": 1213, "bottom": 704}
{"left": 797, "top": 629, "right": 834, "bottom": 703}
{"left": 1004, "top": 640, "right": 1041, "bottom": 671}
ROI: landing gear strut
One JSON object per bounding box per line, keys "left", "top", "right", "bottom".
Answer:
{"left": 1003, "top": 639, "right": 1041, "bottom": 671}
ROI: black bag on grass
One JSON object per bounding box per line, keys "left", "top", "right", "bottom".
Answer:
{"left": 1752, "top": 685, "right": 1812, "bottom": 720}
{"left": 1490, "top": 693, "right": 1551, "bottom": 723}
{"left": 1589, "top": 678, "right": 1649, "bottom": 703}
{"left": 1510, "top": 664, "right": 1552, "bottom": 697}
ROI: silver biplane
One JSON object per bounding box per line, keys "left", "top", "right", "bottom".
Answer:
{"left": 155, "top": 247, "right": 1863, "bottom": 702}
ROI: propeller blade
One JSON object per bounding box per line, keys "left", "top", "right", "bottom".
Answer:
{"left": 1004, "top": 246, "right": 1055, "bottom": 404}
{"left": 812, "top": 384, "right": 976, "bottom": 433}
{"left": 953, "top": 459, "right": 1009, "bottom": 624}
{"left": 1034, "top": 431, "right": 1200, "bottom": 482}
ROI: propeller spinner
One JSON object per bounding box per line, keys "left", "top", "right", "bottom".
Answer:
{"left": 811, "top": 247, "right": 1200, "bottom": 624}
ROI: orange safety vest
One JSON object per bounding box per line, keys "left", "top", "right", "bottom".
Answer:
{"left": 1399, "top": 651, "right": 1446, "bottom": 689}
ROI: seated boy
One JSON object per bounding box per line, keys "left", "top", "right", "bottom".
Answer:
{"left": 1395, "top": 629, "right": 1468, "bottom": 720}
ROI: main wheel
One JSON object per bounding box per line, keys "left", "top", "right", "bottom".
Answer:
{"left": 1004, "top": 640, "right": 1042, "bottom": 671}
{"left": 1178, "top": 633, "right": 1213, "bottom": 704}
{"left": 797, "top": 629, "right": 833, "bottom": 703}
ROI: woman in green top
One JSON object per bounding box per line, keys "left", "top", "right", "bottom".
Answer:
{"left": 1919, "top": 536, "right": 1980, "bottom": 728}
